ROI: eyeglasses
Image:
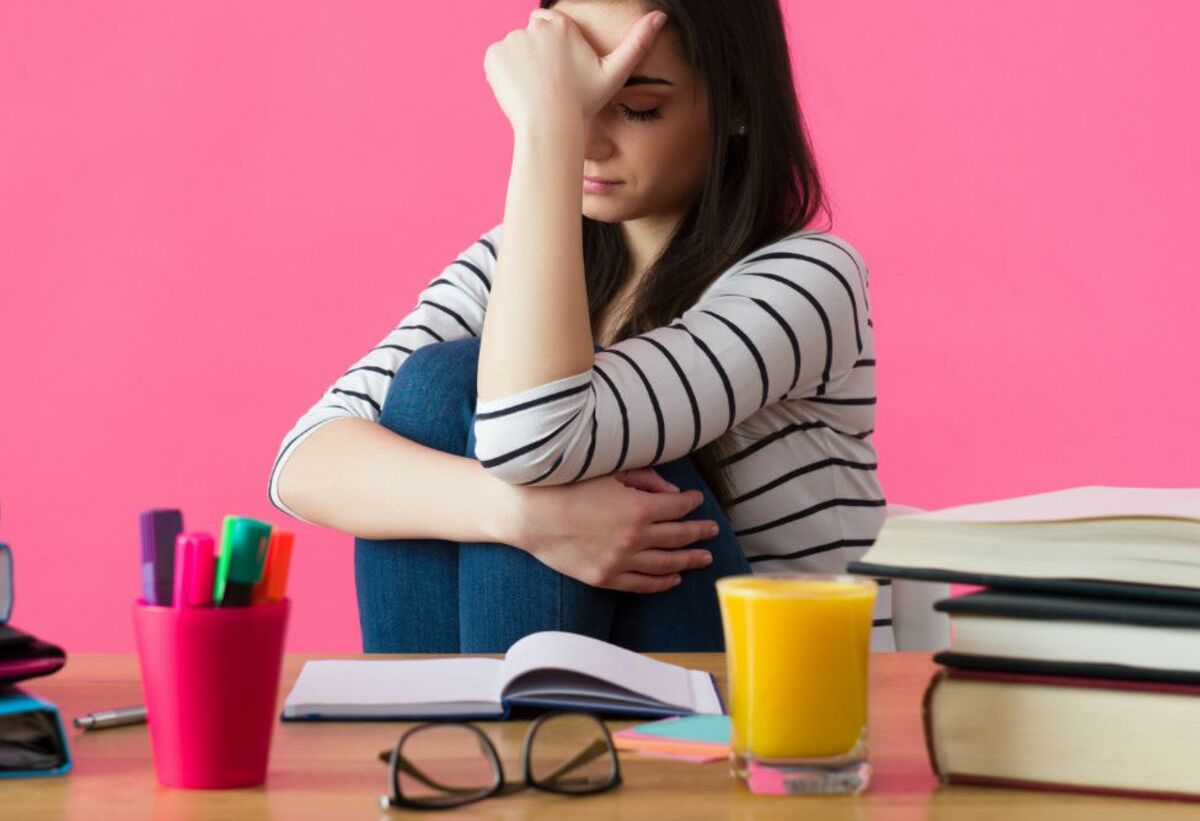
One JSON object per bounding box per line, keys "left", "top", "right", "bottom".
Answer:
{"left": 377, "top": 711, "right": 622, "bottom": 810}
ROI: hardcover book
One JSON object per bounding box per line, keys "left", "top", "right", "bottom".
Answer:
{"left": 923, "top": 667, "right": 1200, "bottom": 801}
{"left": 932, "top": 589, "right": 1200, "bottom": 684}
{"left": 848, "top": 486, "right": 1200, "bottom": 603}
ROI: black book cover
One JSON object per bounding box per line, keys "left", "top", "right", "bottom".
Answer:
{"left": 934, "top": 589, "right": 1200, "bottom": 628}
{"left": 846, "top": 560, "right": 1200, "bottom": 605}
{"left": 933, "top": 651, "right": 1200, "bottom": 686}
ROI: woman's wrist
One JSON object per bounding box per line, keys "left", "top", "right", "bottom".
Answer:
{"left": 477, "top": 463, "right": 530, "bottom": 549}
{"left": 511, "top": 114, "right": 585, "bottom": 153}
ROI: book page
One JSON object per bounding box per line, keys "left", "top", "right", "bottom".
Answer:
{"left": 916, "top": 486, "right": 1200, "bottom": 523}
{"left": 497, "top": 631, "right": 705, "bottom": 712}
{"left": 502, "top": 670, "right": 723, "bottom": 715}
{"left": 282, "top": 657, "right": 503, "bottom": 718}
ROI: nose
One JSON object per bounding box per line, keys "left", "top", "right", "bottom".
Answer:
{"left": 584, "top": 113, "right": 614, "bottom": 162}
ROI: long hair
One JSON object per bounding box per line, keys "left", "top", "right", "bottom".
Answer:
{"left": 539, "top": 0, "right": 831, "bottom": 506}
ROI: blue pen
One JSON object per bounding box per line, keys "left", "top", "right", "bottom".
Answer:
{"left": 139, "top": 509, "right": 183, "bottom": 606}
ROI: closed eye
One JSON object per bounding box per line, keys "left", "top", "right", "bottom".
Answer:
{"left": 617, "top": 104, "right": 662, "bottom": 122}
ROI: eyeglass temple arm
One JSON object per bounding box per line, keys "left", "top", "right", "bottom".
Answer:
{"left": 377, "top": 750, "right": 489, "bottom": 796}
{"left": 538, "top": 738, "right": 613, "bottom": 784}
{"left": 492, "top": 738, "right": 612, "bottom": 797}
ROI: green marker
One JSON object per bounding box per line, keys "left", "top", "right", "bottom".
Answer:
{"left": 212, "top": 516, "right": 237, "bottom": 604}
{"left": 218, "top": 518, "right": 272, "bottom": 607}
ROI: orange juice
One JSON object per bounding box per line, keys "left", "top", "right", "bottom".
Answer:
{"left": 717, "top": 575, "right": 876, "bottom": 759}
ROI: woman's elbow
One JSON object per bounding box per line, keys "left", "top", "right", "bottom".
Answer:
{"left": 477, "top": 449, "right": 566, "bottom": 485}
{"left": 473, "top": 411, "right": 590, "bottom": 485}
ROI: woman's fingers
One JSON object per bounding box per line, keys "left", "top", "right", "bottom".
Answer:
{"left": 614, "top": 467, "right": 679, "bottom": 494}
{"left": 642, "top": 520, "right": 718, "bottom": 550}
{"left": 599, "top": 12, "right": 666, "bottom": 85}
{"left": 601, "top": 544, "right": 711, "bottom": 592}
{"left": 626, "top": 548, "right": 712, "bottom": 577}
{"left": 645, "top": 489, "right": 706, "bottom": 522}
{"left": 607, "top": 571, "right": 682, "bottom": 595}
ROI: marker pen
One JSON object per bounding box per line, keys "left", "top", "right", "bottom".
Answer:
{"left": 212, "top": 515, "right": 237, "bottom": 604}
{"left": 139, "top": 509, "right": 183, "bottom": 606}
{"left": 219, "top": 518, "right": 272, "bottom": 607}
{"left": 173, "top": 531, "right": 216, "bottom": 608}
{"left": 251, "top": 530, "right": 293, "bottom": 605}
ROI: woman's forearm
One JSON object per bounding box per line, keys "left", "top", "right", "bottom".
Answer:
{"left": 275, "top": 417, "right": 518, "bottom": 542}
{"left": 477, "top": 120, "right": 594, "bottom": 402}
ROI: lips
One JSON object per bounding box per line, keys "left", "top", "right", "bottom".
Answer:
{"left": 584, "top": 175, "right": 622, "bottom": 184}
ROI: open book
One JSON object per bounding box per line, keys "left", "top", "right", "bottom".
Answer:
{"left": 848, "top": 486, "right": 1200, "bottom": 602}
{"left": 282, "top": 631, "right": 724, "bottom": 721}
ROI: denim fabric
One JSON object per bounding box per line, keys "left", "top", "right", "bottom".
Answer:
{"left": 354, "top": 338, "right": 751, "bottom": 653}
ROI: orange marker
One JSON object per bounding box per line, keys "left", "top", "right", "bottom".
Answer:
{"left": 251, "top": 530, "right": 293, "bottom": 605}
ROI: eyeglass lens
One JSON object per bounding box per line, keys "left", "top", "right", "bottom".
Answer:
{"left": 395, "top": 724, "right": 499, "bottom": 806}
{"left": 527, "top": 713, "right": 619, "bottom": 793}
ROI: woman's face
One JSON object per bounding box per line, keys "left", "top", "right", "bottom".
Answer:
{"left": 554, "top": 1, "right": 711, "bottom": 225}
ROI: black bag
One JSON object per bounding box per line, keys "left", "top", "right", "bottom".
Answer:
{"left": 0, "top": 544, "right": 66, "bottom": 686}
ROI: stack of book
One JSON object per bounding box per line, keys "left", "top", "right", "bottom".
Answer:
{"left": 0, "top": 542, "right": 72, "bottom": 777}
{"left": 848, "top": 485, "right": 1200, "bottom": 802}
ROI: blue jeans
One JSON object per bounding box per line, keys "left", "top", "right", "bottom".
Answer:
{"left": 353, "top": 338, "right": 751, "bottom": 653}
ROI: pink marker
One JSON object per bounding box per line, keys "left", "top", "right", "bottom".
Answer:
{"left": 173, "top": 532, "right": 216, "bottom": 608}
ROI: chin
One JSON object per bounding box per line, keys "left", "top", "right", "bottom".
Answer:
{"left": 581, "top": 202, "right": 627, "bottom": 224}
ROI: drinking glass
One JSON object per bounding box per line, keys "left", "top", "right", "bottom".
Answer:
{"left": 716, "top": 573, "right": 877, "bottom": 795}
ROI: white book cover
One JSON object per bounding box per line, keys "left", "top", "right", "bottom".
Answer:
{"left": 913, "top": 486, "right": 1200, "bottom": 524}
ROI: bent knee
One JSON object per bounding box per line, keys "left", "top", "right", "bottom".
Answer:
{"left": 381, "top": 338, "right": 482, "bottom": 419}
{"left": 401, "top": 337, "right": 481, "bottom": 369}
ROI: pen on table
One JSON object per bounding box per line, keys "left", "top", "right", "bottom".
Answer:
{"left": 73, "top": 705, "right": 147, "bottom": 731}
{"left": 139, "top": 509, "right": 183, "bottom": 605}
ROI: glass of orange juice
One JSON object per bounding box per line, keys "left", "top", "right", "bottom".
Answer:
{"left": 716, "top": 573, "right": 877, "bottom": 795}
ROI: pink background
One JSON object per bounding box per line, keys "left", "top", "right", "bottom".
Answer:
{"left": 2, "top": 2, "right": 1196, "bottom": 652}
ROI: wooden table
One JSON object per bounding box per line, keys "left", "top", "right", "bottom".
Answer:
{"left": 5, "top": 653, "right": 1197, "bottom": 819}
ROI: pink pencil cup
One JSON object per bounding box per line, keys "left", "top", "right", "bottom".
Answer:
{"left": 132, "top": 598, "right": 290, "bottom": 788}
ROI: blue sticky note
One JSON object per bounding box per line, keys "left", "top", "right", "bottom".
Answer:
{"left": 628, "top": 714, "right": 731, "bottom": 743}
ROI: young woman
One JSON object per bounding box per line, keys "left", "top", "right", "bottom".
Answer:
{"left": 268, "top": 0, "right": 887, "bottom": 653}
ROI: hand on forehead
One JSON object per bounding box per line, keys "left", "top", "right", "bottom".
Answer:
{"left": 537, "top": 2, "right": 676, "bottom": 69}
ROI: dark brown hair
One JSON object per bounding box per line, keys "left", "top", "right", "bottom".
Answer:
{"left": 540, "top": 0, "right": 831, "bottom": 505}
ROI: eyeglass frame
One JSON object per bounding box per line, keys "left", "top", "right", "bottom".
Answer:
{"left": 378, "top": 710, "right": 623, "bottom": 811}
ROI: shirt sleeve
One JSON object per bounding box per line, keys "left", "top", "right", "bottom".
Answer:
{"left": 267, "top": 222, "right": 503, "bottom": 521}
{"left": 471, "top": 233, "right": 871, "bottom": 486}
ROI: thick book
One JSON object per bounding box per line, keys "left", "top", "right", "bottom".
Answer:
{"left": 923, "top": 667, "right": 1200, "bottom": 801}
{"left": 0, "top": 686, "right": 72, "bottom": 778}
{"left": 281, "top": 630, "right": 724, "bottom": 721}
{"left": 931, "top": 589, "right": 1200, "bottom": 684}
{"left": 847, "top": 486, "right": 1200, "bottom": 603}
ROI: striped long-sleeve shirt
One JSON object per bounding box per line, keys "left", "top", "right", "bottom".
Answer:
{"left": 268, "top": 222, "right": 893, "bottom": 647}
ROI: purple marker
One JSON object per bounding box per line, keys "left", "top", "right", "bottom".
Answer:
{"left": 139, "top": 509, "right": 183, "bottom": 605}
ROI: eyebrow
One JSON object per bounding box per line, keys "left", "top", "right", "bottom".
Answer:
{"left": 624, "top": 75, "right": 674, "bottom": 87}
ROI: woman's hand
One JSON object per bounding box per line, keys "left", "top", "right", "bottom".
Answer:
{"left": 505, "top": 467, "right": 718, "bottom": 594}
{"left": 483, "top": 7, "right": 668, "bottom": 131}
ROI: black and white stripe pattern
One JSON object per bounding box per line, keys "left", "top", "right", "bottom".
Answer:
{"left": 266, "top": 230, "right": 497, "bottom": 518}
{"left": 268, "top": 222, "right": 891, "bottom": 645}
